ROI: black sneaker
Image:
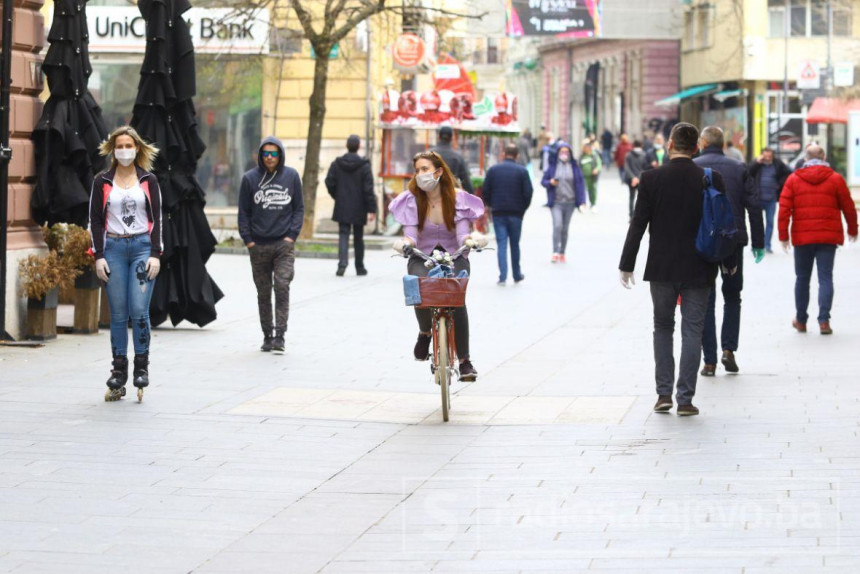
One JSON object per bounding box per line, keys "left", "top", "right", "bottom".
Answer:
{"left": 721, "top": 350, "right": 739, "bottom": 373}
{"left": 272, "top": 331, "right": 285, "bottom": 355}
{"left": 458, "top": 359, "right": 478, "bottom": 382}
{"left": 414, "top": 333, "right": 431, "bottom": 361}
{"left": 336, "top": 266, "right": 346, "bottom": 277}
{"left": 260, "top": 336, "right": 273, "bottom": 352}
{"left": 356, "top": 267, "right": 368, "bottom": 276}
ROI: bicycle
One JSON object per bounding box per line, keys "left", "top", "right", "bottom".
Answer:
{"left": 397, "top": 243, "right": 485, "bottom": 422}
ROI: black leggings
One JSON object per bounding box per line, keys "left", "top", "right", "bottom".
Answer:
{"left": 408, "top": 255, "right": 471, "bottom": 359}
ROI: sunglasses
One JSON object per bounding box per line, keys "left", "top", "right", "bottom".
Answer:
{"left": 261, "top": 151, "right": 279, "bottom": 158}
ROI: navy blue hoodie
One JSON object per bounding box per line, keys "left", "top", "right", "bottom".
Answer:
{"left": 238, "top": 136, "right": 305, "bottom": 244}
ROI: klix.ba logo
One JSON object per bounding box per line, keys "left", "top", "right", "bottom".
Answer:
{"left": 254, "top": 188, "right": 292, "bottom": 209}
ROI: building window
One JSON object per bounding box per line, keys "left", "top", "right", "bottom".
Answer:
{"left": 769, "top": 0, "right": 852, "bottom": 37}
{"left": 487, "top": 38, "right": 499, "bottom": 65}
{"left": 683, "top": 3, "right": 715, "bottom": 51}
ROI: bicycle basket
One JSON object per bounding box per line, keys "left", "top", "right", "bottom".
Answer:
{"left": 416, "top": 277, "right": 469, "bottom": 308}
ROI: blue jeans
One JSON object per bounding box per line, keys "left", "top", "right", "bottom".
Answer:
{"left": 794, "top": 244, "right": 837, "bottom": 324}
{"left": 763, "top": 200, "right": 777, "bottom": 250}
{"left": 702, "top": 246, "right": 744, "bottom": 365}
{"left": 551, "top": 202, "right": 576, "bottom": 254}
{"left": 602, "top": 149, "right": 611, "bottom": 169}
{"left": 103, "top": 234, "right": 156, "bottom": 357}
{"left": 494, "top": 215, "right": 523, "bottom": 282}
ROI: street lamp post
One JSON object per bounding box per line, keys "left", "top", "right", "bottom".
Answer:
{"left": 0, "top": 0, "right": 16, "bottom": 340}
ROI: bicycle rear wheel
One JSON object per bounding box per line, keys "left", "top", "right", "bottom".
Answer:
{"left": 436, "top": 315, "right": 450, "bottom": 422}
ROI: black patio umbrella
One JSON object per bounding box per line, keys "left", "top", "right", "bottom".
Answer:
{"left": 131, "top": 0, "right": 223, "bottom": 327}
{"left": 31, "top": 0, "right": 108, "bottom": 227}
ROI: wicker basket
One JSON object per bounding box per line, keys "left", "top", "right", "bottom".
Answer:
{"left": 416, "top": 277, "right": 469, "bottom": 308}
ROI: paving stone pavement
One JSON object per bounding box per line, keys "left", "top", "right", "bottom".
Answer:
{"left": 1, "top": 170, "right": 859, "bottom": 573}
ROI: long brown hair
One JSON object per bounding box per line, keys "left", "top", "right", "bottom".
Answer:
{"left": 408, "top": 151, "right": 458, "bottom": 231}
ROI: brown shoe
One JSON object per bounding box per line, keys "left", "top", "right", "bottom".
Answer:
{"left": 819, "top": 322, "right": 833, "bottom": 335}
{"left": 653, "top": 395, "right": 673, "bottom": 413}
{"left": 700, "top": 364, "right": 716, "bottom": 377}
{"left": 721, "top": 350, "right": 739, "bottom": 373}
{"left": 792, "top": 319, "right": 807, "bottom": 333}
{"left": 677, "top": 404, "right": 700, "bottom": 416}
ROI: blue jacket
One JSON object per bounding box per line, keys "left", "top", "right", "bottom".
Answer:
{"left": 541, "top": 142, "right": 586, "bottom": 207}
{"left": 238, "top": 136, "right": 305, "bottom": 244}
{"left": 694, "top": 146, "right": 764, "bottom": 248}
{"left": 482, "top": 159, "right": 533, "bottom": 217}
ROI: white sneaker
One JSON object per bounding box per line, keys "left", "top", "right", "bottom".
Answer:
{"left": 591, "top": 206, "right": 599, "bottom": 214}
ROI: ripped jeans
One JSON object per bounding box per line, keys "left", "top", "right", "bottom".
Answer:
{"left": 103, "top": 234, "right": 156, "bottom": 357}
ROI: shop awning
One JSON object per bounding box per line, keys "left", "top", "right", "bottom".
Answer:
{"left": 806, "top": 97, "right": 860, "bottom": 124}
{"left": 655, "top": 84, "right": 719, "bottom": 107}
{"left": 713, "top": 88, "right": 748, "bottom": 102}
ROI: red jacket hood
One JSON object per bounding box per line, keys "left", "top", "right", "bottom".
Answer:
{"left": 794, "top": 164, "right": 835, "bottom": 185}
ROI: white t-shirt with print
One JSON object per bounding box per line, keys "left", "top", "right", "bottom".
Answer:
{"left": 106, "top": 181, "right": 149, "bottom": 236}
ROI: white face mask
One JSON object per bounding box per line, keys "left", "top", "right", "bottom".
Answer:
{"left": 416, "top": 171, "right": 440, "bottom": 192}
{"left": 115, "top": 148, "right": 137, "bottom": 167}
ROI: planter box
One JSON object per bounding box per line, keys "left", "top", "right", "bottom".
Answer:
{"left": 74, "top": 268, "right": 100, "bottom": 290}
{"left": 27, "top": 287, "right": 59, "bottom": 341}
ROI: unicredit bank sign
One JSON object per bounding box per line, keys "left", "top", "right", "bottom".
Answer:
{"left": 85, "top": 7, "right": 269, "bottom": 54}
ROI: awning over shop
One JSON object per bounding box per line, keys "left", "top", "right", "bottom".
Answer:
{"left": 655, "top": 84, "right": 719, "bottom": 107}
{"left": 713, "top": 88, "right": 748, "bottom": 102}
{"left": 806, "top": 97, "right": 860, "bottom": 124}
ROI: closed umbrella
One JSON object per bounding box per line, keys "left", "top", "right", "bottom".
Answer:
{"left": 31, "top": 0, "right": 108, "bottom": 226}
{"left": 131, "top": 0, "right": 223, "bottom": 327}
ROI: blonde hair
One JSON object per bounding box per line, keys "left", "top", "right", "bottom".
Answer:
{"left": 98, "top": 126, "right": 159, "bottom": 172}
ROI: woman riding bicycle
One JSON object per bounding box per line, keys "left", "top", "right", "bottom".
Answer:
{"left": 390, "top": 151, "right": 485, "bottom": 381}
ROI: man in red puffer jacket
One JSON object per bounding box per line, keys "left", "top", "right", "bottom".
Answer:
{"left": 778, "top": 144, "right": 858, "bottom": 335}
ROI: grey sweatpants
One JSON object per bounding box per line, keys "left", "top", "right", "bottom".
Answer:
{"left": 249, "top": 240, "right": 296, "bottom": 334}
{"left": 649, "top": 282, "right": 710, "bottom": 406}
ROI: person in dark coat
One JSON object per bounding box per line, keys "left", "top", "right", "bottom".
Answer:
{"left": 482, "top": 144, "right": 533, "bottom": 285}
{"left": 694, "top": 126, "right": 765, "bottom": 377}
{"left": 619, "top": 123, "right": 735, "bottom": 417}
{"left": 325, "top": 135, "right": 377, "bottom": 277}
{"left": 748, "top": 148, "right": 791, "bottom": 252}
{"left": 541, "top": 142, "right": 586, "bottom": 262}
{"left": 601, "top": 129, "right": 614, "bottom": 170}
{"left": 623, "top": 140, "right": 648, "bottom": 220}
{"left": 431, "top": 126, "right": 474, "bottom": 194}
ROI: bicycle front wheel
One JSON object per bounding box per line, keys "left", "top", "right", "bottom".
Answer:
{"left": 436, "top": 315, "right": 450, "bottom": 422}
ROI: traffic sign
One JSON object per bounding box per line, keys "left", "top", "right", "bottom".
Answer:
{"left": 797, "top": 60, "right": 820, "bottom": 90}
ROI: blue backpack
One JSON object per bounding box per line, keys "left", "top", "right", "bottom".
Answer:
{"left": 695, "top": 168, "right": 738, "bottom": 262}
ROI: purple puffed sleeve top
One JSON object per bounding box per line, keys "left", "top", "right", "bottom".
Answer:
{"left": 389, "top": 190, "right": 484, "bottom": 256}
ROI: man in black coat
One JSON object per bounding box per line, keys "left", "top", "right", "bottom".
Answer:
{"left": 619, "top": 123, "right": 733, "bottom": 417}
{"left": 431, "top": 126, "right": 474, "bottom": 194}
{"left": 325, "top": 135, "right": 377, "bottom": 276}
{"left": 694, "top": 126, "right": 765, "bottom": 377}
{"left": 482, "top": 144, "right": 533, "bottom": 285}
{"left": 748, "top": 148, "right": 791, "bottom": 252}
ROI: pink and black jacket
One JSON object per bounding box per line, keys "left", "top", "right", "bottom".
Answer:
{"left": 88, "top": 166, "right": 164, "bottom": 261}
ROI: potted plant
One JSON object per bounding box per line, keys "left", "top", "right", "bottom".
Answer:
{"left": 18, "top": 251, "right": 74, "bottom": 340}
{"left": 64, "top": 225, "right": 100, "bottom": 333}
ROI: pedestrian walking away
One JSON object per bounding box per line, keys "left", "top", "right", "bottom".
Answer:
{"left": 623, "top": 140, "right": 648, "bottom": 220}
{"left": 542, "top": 142, "right": 586, "bottom": 263}
{"left": 325, "top": 135, "right": 377, "bottom": 277}
{"left": 614, "top": 133, "right": 632, "bottom": 184}
{"left": 619, "top": 122, "right": 736, "bottom": 416}
{"left": 389, "top": 151, "right": 486, "bottom": 381}
{"left": 778, "top": 144, "right": 857, "bottom": 335}
{"left": 601, "top": 128, "right": 614, "bottom": 170}
{"left": 482, "top": 144, "right": 533, "bottom": 285}
{"left": 89, "top": 126, "right": 163, "bottom": 402}
{"left": 694, "top": 126, "right": 765, "bottom": 377}
{"left": 238, "top": 136, "right": 304, "bottom": 354}
{"left": 431, "top": 125, "right": 474, "bottom": 194}
{"left": 579, "top": 141, "right": 602, "bottom": 211}
{"left": 749, "top": 147, "right": 791, "bottom": 253}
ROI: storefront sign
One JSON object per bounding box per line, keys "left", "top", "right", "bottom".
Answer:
{"left": 393, "top": 34, "right": 426, "bottom": 70}
{"left": 310, "top": 43, "right": 340, "bottom": 59}
{"left": 506, "top": 0, "right": 601, "bottom": 38}
{"left": 848, "top": 111, "right": 860, "bottom": 186}
{"left": 834, "top": 62, "right": 855, "bottom": 88}
{"left": 797, "top": 60, "right": 820, "bottom": 90}
{"left": 85, "top": 7, "right": 270, "bottom": 54}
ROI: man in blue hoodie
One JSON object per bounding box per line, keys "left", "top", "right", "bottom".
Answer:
{"left": 238, "top": 136, "right": 305, "bottom": 354}
{"left": 483, "top": 144, "right": 533, "bottom": 284}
